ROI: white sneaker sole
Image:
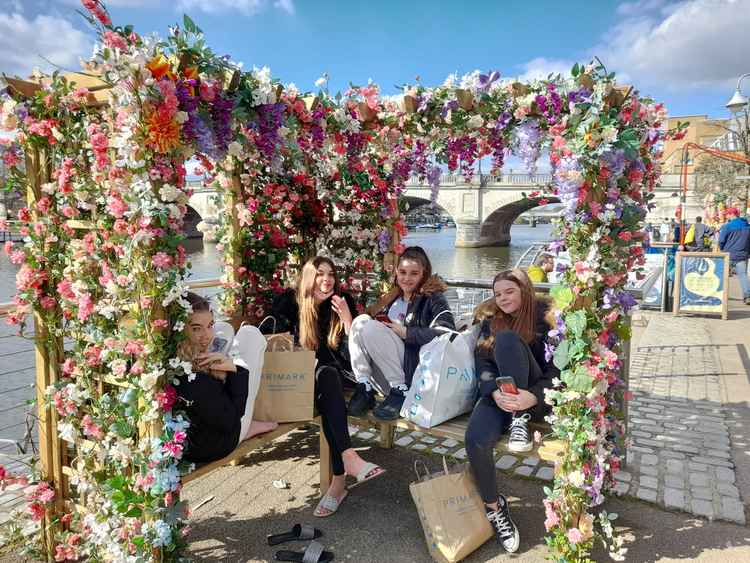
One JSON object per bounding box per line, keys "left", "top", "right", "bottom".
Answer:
{"left": 508, "top": 441, "right": 533, "bottom": 453}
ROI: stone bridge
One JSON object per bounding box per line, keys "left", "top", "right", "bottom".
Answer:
{"left": 186, "top": 173, "right": 702, "bottom": 247}
{"left": 403, "top": 172, "right": 702, "bottom": 247}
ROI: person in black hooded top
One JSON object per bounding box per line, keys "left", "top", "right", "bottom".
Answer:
{"left": 175, "top": 292, "right": 277, "bottom": 463}
{"left": 268, "top": 256, "right": 385, "bottom": 517}
{"left": 465, "top": 269, "right": 558, "bottom": 554}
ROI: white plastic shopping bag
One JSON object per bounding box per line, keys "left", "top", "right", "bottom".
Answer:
{"left": 401, "top": 325, "right": 479, "bottom": 428}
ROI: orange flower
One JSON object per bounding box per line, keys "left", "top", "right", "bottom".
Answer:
{"left": 146, "top": 55, "right": 174, "bottom": 81}
{"left": 145, "top": 110, "right": 180, "bottom": 153}
{"left": 182, "top": 66, "right": 199, "bottom": 80}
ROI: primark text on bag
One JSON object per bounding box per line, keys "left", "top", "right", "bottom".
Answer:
{"left": 253, "top": 333, "right": 316, "bottom": 423}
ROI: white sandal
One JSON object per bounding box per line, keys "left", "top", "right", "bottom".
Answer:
{"left": 313, "top": 490, "right": 348, "bottom": 518}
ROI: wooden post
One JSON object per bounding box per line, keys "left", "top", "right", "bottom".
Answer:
{"left": 27, "top": 146, "right": 63, "bottom": 560}
{"left": 227, "top": 167, "right": 244, "bottom": 326}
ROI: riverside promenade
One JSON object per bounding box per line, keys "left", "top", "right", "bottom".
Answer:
{"left": 175, "top": 280, "right": 750, "bottom": 563}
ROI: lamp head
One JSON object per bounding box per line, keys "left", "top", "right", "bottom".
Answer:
{"left": 726, "top": 88, "right": 749, "bottom": 114}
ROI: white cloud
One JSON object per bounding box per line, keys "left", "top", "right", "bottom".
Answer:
{"left": 515, "top": 57, "right": 575, "bottom": 82}
{"left": 598, "top": 0, "right": 750, "bottom": 90}
{"left": 516, "top": 0, "right": 750, "bottom": 91}
{"left": 0, "top": 12, "right": 91, "bottom": 78}
{"left": 175, "top": 0, "right": 295, "bottom": 16}
{"left": 274, "top": 0, "right": 295, "bottom": 15}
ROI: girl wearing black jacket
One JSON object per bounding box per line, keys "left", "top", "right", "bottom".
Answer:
{"left": 269, "top": 256, "right": 385, "bottom": 517}
{"left": 175, "top": 292, "right": 277, "bottom": 463}
{"left": 465, "top": 269, "right": 558, "bottom": 554}
{"left": 348, "top": 246, "right": 455, "bottom": 421}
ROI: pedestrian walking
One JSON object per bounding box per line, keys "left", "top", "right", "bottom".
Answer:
{"left": 719, "top": 208, "right": 750, "bottom": 304}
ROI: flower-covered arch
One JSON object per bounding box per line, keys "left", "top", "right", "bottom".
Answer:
{"left": 0, "top": 2, "right": 680, "bottom": 562}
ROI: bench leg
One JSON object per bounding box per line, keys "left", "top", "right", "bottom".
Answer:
{"left": 319, "top": 426, "right": 332, "bottom": 496}
{"left": 379, "top": 423, "right": 394, "bottom": 449}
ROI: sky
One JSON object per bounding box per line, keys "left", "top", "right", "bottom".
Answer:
{"left": 1, "top": 0, "right": 749, "bottom": 121}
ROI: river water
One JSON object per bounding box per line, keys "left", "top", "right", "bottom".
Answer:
{"left": 0, "top": 224, "right": 554, "bottom": 302}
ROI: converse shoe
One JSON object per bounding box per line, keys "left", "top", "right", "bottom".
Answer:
{"left": 508, "top": 413, "right": 533, "bottom": 453}
{"left": 348, "top": 383, "right": 376, "bottom": 416}
{"left": 486, "top": 495, "right": 520, "bottom": 553}
{"left": 373, "top": 388, "right": 405, "bottom": 421}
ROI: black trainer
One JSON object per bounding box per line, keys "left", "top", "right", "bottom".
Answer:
{"left": 348, "top": 383, "right": 376, "bottom": 416}
{"left": 507, "top": 413, "right": 533, "bottom": 453}
{"left": 372, "top": 388, "right": 405, "bottom": 421}
{"left": 486, "top": 495, "right": 520, "bottom": 553}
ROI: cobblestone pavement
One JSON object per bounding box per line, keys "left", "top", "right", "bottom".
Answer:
{"left": 621, "top": 313, "right": 745, "bottom": 523}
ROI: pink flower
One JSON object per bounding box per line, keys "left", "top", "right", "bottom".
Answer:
{"left": 566, "top": 528, "right": 584, "bottom": 544}
{"left": 9, "top": 250, "right": 25, "bottom": 265}
{"left": 155, "top": 384, "right": 177, "bottom": 412}
{"left": 543, "top": 500, "right": 560, "bottom": 531}
{"left": 152, "top": 319, "right": 169, "bottom": 329}
{"left": 152, "top": 252, "right": 173, "bottom": 269}
{"left": 27, "top": 502, "right": 45, "bottom": 521}
{"left": 103, "top": 30, "right": 128, "bottom": 50}
{"left": 82, "top": 415, "right": 104, "bottom": 440}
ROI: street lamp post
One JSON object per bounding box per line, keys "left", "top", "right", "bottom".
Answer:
{"left": 725, "top": 73, "right": 750, "bottom": 213}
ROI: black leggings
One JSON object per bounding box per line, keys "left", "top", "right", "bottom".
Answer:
{"left": 465, "top": 330, "right": 542, "bottom": 503}
{"left": 316, "top": 365, "right": 352, "bottom": 476}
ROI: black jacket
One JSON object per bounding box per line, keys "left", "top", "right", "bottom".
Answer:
{"left": 474, "top": 299, "right": 558, "bottom": 422}
{"left": 267, "top": 289, "right": 357, "bottom": 373}
{"left": 371, "top": 276, "right": 456, "bottom": 387}
{"left": 176, "top": 366, "right": 249, "bottom": 463}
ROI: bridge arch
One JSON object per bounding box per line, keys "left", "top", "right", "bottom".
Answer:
{"left": 402, "top": 195, "right": 456, "bottom": 224}
{"left": 478, "top": 197, "right": 560, "bottom": 247}
{"left": 184, "top": 205, "right": 203, "bottom": 239}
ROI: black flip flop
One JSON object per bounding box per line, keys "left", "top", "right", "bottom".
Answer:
{"left": 267, "top": 523, "right": 322, "bottom": 546}
{"left": 275, "top": 540, "right": 334, "bottom": 563}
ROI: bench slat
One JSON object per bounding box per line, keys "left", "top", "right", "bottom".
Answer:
{"left": 182, "top": 422, "right": 305, "bottom": 484}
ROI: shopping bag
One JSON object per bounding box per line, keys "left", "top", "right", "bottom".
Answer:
{"left": 409, "top": 458, "right": 493, "bottom": 563}
{"left": 253, "top": 333, "right": 316, "bottom": 422}
{"left": 401, "top": 325, "right": 479, "bottom": 428}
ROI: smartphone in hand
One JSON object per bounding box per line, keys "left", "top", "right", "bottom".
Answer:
{"left": 375, "top": 313, "right": 390, "bottom": 323}
{"left": 495, "top": 376, "right": 519, "bottom": 395}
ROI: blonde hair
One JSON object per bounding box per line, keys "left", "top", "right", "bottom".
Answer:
{"left": 297, "top": 256, "right": 343, "bottom": 351}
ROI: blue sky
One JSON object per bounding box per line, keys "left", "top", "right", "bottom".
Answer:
{"left": 2, "top": 0, "right": 749, "bottom": 120}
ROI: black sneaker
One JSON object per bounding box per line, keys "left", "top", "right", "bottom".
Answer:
{"left": 508, "top": 413, "right": 533, "bottom": 453}
{"left": 348, "top": 383, "right": 375, "bottom": 416}
{"left": 486, "top": 495, "right": 520, "bottom": 553}
{"left": 372, "top": 388, "right": 405, "bottom": 421}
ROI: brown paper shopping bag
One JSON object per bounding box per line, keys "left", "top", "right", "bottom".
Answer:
{"left": 253, "top": 333, "right": 316, "bottom": 423}
{"left": 409, "top": 458, "right": 493, "bottom": 563}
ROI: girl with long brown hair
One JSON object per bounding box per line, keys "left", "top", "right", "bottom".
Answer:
{"left": 347, "top": 246, "right": 455, "bottom": 421}
{"left": 465, "top": 269, "right": 558, "bottom": 554}
{"left": 268, "top": 256, "right": 385, "bottom": 517}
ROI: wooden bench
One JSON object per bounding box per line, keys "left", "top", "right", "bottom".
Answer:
{"left": 181, "top": 422, "right": 308, "bottom": 484}
{"left": 317, "top": 396, "right": 559, "bottom": 491}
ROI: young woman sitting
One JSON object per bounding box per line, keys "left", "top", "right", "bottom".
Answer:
{"left": 464, "top": 269, "right": 558, "bottom": 553}
{"left": 347, "top": 246, "right": 456, "bottom": 421}
{"left": 269, "top": 256, "right": 386, "bottom": 517}
{"left": 175, "top": 292, "right": 278, "bottom": 463}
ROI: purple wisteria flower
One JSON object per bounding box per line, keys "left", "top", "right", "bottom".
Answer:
{"left": 427, "top": 165, "right": 441, "bottom": 204}
{"left": 513, "top": 119, "right": 542, "bottom": 175}
{"left": 477, "top": 70, "right": 500, "bottom": 93}
{"left": 552, "top": 155, "right": 583, "bottom": 220}
{"left": 377, "top": 229, "right": 391, "bottom": 253}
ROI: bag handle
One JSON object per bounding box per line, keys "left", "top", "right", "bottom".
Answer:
{"left": 414, "top": 459, "right": 431, "bottom": 482}
{"left": 429, "top": 309, "right": 453, "bottom": 329}
{"left": 266, "top": 333, "right": 294, "bottom": 351}
{"left": 258, "top": 315, "right": 277, "bottom": 334}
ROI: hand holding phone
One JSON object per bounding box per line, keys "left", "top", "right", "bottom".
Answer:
{"left": 375, "top": 313, "right": 390, "bottom": 323}
{"left": 495, "top": 376, "right": 519, "bottom": 395}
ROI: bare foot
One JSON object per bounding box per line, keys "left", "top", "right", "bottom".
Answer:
{"left": 342, "top": 450, "right": 367, "bottom": 478}
{"left": 244, "top": 420, "right": 278, "bottom": 440}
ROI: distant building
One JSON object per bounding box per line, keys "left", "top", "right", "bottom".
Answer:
{"left": 661, "top": 115, "right": 731, "bottom": 173}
